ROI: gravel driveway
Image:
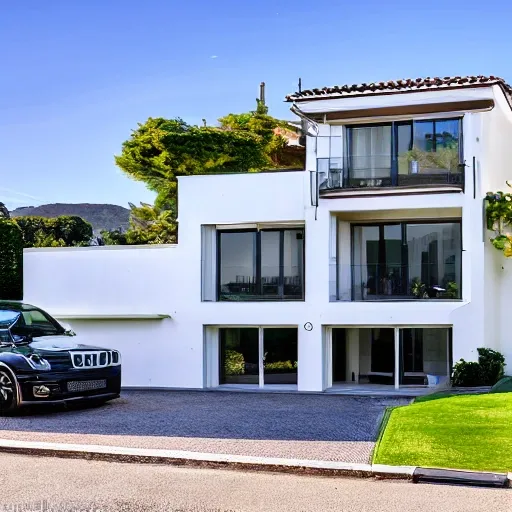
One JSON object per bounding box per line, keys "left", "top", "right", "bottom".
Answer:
{"left": 0, "top": 391, "right": 410, "bottom": 463}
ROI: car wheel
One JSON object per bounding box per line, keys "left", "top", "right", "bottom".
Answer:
{"left": 0, "top": 369, "right": 18, "bottom": 415}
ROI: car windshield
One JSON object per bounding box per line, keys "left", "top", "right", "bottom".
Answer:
{"left": 7, "top": 308, "right": 65, "bottom": 338}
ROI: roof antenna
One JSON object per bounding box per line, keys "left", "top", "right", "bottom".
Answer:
{"left": 298, "top": 77, "right": 302, "bottom": 93}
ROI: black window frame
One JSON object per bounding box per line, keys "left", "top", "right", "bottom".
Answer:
{"left": 345, "top": 117, "right": 463, "bottom": 187}
{"left": 217, "top": 228, "right": 305, "bottom": 302}
{"left": 349, "top": 219, "right": 462, "bottom": 301}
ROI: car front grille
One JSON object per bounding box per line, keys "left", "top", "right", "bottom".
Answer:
{"left": 43, "top": 353, "right": 72, "bottom": 371}
{"left": 67, "top": 379, "right": 107, "bottom": 393}
{"left": 71, "top": 351, "right": 120, "bottom": 369}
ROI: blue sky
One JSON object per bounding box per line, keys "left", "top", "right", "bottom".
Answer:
{"left": 1, "top": 0, "right": 511, "bottom": 210}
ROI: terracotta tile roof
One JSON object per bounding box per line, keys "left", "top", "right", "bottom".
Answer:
{"left": 285, "top": 75, "right": 512, "bottom": 103}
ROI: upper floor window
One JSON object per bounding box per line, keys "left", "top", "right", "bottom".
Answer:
{"left": 218, "top": 228, "right": 304, "bottom": 301}
{"left": 318, "top": 118, "right": 463, "bottom": 191}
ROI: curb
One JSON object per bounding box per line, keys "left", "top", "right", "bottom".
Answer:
{"left": 0, "top": 439, "right": 508, "bottom": 487}
{"left": 0, "top": 439, "right": 413, "bottom": 479}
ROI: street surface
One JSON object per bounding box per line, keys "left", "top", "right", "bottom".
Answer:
{"left": 0, "top": 453, "right": 509, "bottom": 512}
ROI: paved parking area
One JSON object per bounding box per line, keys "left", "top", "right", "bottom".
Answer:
{"left": 0, "top": 391, "right": 410, "bottom": 463}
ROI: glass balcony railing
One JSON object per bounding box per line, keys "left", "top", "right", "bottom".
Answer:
{"left": 317, "top": 156, "right": 464, "bottom": 191}
{"left": 329, "top": 263, "right": 461, "bottom": 302}
{"left": 218, "top": 266, "right": 304, "bottom": 301}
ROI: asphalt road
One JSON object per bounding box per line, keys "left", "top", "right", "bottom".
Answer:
{"left": 0, "top": 454, "right": 510, "bottom": 512}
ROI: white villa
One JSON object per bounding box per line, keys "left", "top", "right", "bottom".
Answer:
{"left": 23, "top": 75, "right": 512, "bottom": 393}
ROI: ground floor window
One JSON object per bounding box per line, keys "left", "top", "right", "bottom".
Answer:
{"left": 331, "top": 326, "right": 451, "bottom": 389}
{"left": 219, "top": 327, "right": 298, "bottom": 386}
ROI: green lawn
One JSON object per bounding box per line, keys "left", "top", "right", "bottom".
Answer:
{"left": 373, "top": 392, "right": 512, "bottom": 473}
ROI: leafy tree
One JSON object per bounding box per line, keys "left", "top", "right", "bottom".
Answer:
{"left": 101, "top": 203, "right": 176, "bottom": 246}
{"left": 100, "top": 228, "right": 128, "bottom": 246}
{"left": 218, "top": 101, "right": 292, "bottom": 167}
{"left": 14, "top": 216, "right": 93, "bottom": 248}
{"left": 125, "top": 203, "right": 176, "bottom": 245}
{"left": 0, "top": 219, "right": 23, "bottom": 300}
{"left": 115, "top": 117, "right": 267, "bottom": 210}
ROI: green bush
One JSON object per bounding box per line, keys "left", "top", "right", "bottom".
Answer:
{"left": 224, "top": 350, "right": 245, "bottom": 376}
{"left": 477, "top": 348, "right": 505, "bottom": 386}
{"left": 15, "top": 216, "right": 92, "bottom": 247}
{"left": 452, "top": 360, "right": 482, "bottom": 387}
{"left": 452, "top": 348, "right": 506, "bottom": 387}
{"left": 0, "top": 219, "right": 23, "bottom": 300}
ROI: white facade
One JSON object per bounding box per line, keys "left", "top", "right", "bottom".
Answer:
{"left": 23, "top": 82, "right": 512, "bottom": 391}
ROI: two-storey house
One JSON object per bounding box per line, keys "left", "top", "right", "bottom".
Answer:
{"left": 23, "top": 75, "right": 512, "bottom": 393}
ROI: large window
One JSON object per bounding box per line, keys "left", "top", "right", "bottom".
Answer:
{"left": 352, "top": 221, "right": 461, "bottom": 300}
{"left": 218, "top": 228, "right": 304, "bottom": 301}
{"left": 219, "top": 327, "right": 298, "bottom": 386}
{"left": 342, "top": 118, "right": 462, "bottom": 188}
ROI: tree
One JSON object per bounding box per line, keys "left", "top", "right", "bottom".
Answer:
{"left": 218, "top": 101, "right": 292, "bottom": 167}
{"left": 14, "top": 216, "right": 93, "bottom": 248}
{"left": 115, "top": 117, "right": 267, "bottom": 210}
{"left": 0, "top": 219, "right": 23, "bottom": 300}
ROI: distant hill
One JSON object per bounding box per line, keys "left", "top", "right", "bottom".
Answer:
{"left": 10, "top": 203, "right": 130, "bottom": 234}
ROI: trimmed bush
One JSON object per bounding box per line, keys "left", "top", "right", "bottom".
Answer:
{"left": 452, "top": 360, "right": 482, "bottom": 387}
{"left": 452, "top": 348, "right": 506, "bottom": 387}
{"left": 0, "top": 219, "right": 23, "bottom": 300}
{"left": 477, "top": 348, "right": 505, "bottom": 386}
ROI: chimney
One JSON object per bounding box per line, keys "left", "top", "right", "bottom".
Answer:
{"left": 259, "top": 82, "right": 266, "bottom": 106}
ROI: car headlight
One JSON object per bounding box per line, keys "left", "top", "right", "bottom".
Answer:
{"left": 23, "top": 354, "right": 51, "bottom": 371}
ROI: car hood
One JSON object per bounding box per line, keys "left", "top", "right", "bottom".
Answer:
{"left": 30, "top": 336, "right": 110, "bottom": 352}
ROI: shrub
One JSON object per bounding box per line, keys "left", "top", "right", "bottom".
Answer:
{"left": 452, "top": 360, "right": 482, "bottom": 387}
{"left": 477, "top": 348, "right": 505, "bottom": 386}
{"left": 452, "top": 348, "right": 506, "bottom": 387}
{"left": 224, "top": 350, "right": 244, "bottom": 376}
{"left": 0, "top": 219, "right": 23, "bottom": 300}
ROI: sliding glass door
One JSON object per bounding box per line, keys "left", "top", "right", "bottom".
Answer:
{"left": 219, "top": 327, "right": 298, "bottom": 387}
{"left": 352, "top": 221, "right": 461, "bottom": 300}
{"left": 345, "top": 118, "right": 463, "bottom": 188}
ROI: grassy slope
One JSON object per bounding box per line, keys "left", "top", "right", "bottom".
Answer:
{"left": 373, "top": 393, "right": 512, "bottom": 473}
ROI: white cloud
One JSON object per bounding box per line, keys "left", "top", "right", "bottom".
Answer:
{"left": 210, "top": 55, "right": 218, "bottom": 59}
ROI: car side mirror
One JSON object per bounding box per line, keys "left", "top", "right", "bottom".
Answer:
{"left": 60, "top": 322, "right": 76, "bottom": 337}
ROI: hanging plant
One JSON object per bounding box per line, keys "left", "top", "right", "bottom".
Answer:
{"left": 486, "top": 183, "right": 512, "bottom": 257}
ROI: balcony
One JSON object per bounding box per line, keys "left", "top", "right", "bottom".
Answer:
{"left": 330, "top": 263, "right": 461, "bottom": 302}
{"left": 318, "top": 156, "right": 464, "bottom": 192}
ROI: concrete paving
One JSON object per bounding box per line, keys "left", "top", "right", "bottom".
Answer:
{"left": 0, "top": 390, "right": 410, "bottom": 464}
{"left": 1, "top": 453, "right": 510, "bottom": 512}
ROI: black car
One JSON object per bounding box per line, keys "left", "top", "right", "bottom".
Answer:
{"left": 0, "top": 301, "right": 121, "bottom": 414}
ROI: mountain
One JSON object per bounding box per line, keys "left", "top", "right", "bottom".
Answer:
{"left": 10, "top": 203, "right": 130, "bottom": 234}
